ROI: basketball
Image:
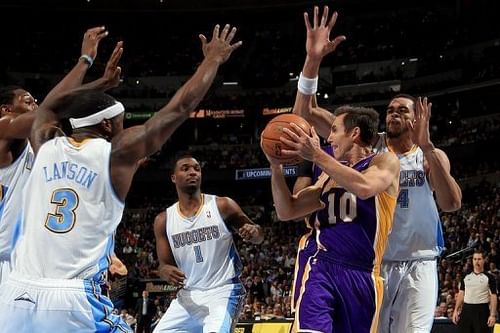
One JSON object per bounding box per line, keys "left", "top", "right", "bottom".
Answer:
{"left": 261, "top": 114, "right": 312, "bottom": 165}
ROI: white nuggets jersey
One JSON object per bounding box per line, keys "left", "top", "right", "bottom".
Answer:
{"left": 11, "top": 137, "right": 124, "bottom": 281}
{"left": 166, "top": 194, "right": 242, "bottom": 290}
{"left": 374, "top": 134, "right": 443, "bottom": 261}
{"left": 0, "top": 142, "right": 34, "bottom": 261}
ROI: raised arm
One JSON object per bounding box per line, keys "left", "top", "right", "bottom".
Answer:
{"left": 154, "top": 211, "right": 186, "bottom": 287}
{"left": 0, "top": 27, "right": 109, "bottom": 141}
{"left": 30, "top": 40, "right": 123, "bottom": 153}
{"left": 216, "top": 196, "right": 264, "bottom": 244}
{"left": 110, "top": 24, "right": 241, "bottom": 200}
{"left": 410, "top": 97, "right": 462, "bottom": 212}
{"left": 292, "top": 6, "right": 345, "bottom": 139}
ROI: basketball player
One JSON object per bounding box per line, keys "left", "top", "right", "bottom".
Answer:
{"left": 0, "top": 24, "right": 242, "bottom": 332}
{"left": 153, "top": 154, "right": 263, "bottom": 333}
{"left": 264, "top": 103, "right": 400, "bottom": 332}
{"left": 0, "top": 26, "right": 110, "bottom": 284}
{"left": 291, "top": 6, "right": 462, "bottom": 332}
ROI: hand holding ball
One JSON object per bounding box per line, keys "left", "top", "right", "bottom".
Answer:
{"left": 261, "top": 114, "right": 312, "bottom": 165}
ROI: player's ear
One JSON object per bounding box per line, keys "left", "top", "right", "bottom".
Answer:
{"left": 0, "top": 104, "right": 12, "bottom": 116}
{"left": 351, "top": 126, "right": 361, "bottom": 142}
{"left": 171, "top": 174, "right": 176, "bottom": 184}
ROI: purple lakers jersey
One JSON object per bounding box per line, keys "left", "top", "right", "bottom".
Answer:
{"left": 310, "top": 155, "right": 396, "bottom": 270}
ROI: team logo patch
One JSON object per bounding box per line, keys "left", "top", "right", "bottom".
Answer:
{"left": 14, "top": 292, "right": 35, "bottom": 304}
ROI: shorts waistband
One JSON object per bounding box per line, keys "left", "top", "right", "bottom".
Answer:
{"left": 8, "top": 272, "right": 96, "bottom": 291}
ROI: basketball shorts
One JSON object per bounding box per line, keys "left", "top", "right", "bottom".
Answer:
{"left": 153, "top": 283, "right": 245, "bottom": 333}
{"left": 291, "top": 232, "right": 316, "bottom": 312}
{"left": 0, "top": 273, "right": 132, "bottom": 332}
{"left": 0, "top": 259, "right": 11, "bottom": 285}
{"left": 379, "top": 259, "right": 438, "bottom": 333}
{"left": 294, "top": 253, "right": 383, "bottom": 333}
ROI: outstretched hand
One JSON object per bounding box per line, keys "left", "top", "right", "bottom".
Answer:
{"left": 199, "top": 24, "right": 242, "bottom": 65}
{"left": 304, "top": 6, "right": 346, "bottom": 60}
{"left": 81, "top": 26, "right": 109, "bottom": 60}
{"left": 407, "top": 96, "right": 434, "bottom": 152}
{"left": 102, "top": 41, "right": 123, "bottom": 89}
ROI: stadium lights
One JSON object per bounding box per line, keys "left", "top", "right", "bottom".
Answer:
{"left": 222, "top": 82, "right": 238, "bottom": 86}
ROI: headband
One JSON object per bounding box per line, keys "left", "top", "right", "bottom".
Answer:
{"left": 69, "top": 102, "right": 125, "bottom": 129}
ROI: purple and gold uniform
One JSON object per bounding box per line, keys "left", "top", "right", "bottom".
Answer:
{"left": 294, "top": 155, "right": 396, "bottom": 333}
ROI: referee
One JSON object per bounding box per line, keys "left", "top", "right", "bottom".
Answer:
{"left": 453, "top": 250, "right": 498, "bottom": 333}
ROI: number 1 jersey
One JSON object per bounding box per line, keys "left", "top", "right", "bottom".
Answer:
{"left": 11, "top": 137, "right": 124, "bottom": 282}
{"left": 165, "top": 194, "right": 242, "bottom": 290}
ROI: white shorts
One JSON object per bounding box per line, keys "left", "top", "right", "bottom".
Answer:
{"left": 0, "top": 273, "right": 132, "bottom": 333}
{"left": 0, "top": 259, "right": 11, "bottom": 285}
{"left": 379, "top": 259, "right": 438, "bottom": 333}
{"left": 154, "top": 283, "right": 245, "bottom": 333}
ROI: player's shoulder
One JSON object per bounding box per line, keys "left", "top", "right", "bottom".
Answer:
{"left": 154, "top": 210, "right": 167, "bottom": 226}
{"left": 371, "top": 151, "right": 399, "bottom": 168}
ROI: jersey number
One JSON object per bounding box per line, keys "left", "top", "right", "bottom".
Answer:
{"left": 397, "top": 189, "right": 409, "bottom": 209}
{"left": 328, "top": 192, "right": 357, "bottom": 224}
{"left": 194, "top": 245, "right": 204, "bottom": 263}
{"left": 45, "top": 188, "right": 79, "bottom": 233}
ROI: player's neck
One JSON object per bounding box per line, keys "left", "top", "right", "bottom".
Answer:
{"left": 345, "top": 145, "right": 372, "bottom": 167}
{"left": 386, "top": 135, "right": 414, "bottom": 155}
{"left": 178, "top": 191, "right": 203, "bottom": 217}
{"left": 72, "top": 129, "right": 109, "bottom": 141}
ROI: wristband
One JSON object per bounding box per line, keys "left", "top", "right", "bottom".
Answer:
{"left": 298, "top": 72, "right": 318, "bottom": 95}
{"left": 79, "top": 54, "right": 94, "bottom": 67}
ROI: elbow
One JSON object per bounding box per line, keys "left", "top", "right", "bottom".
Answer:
{"left": 440, "top": 199, "right": 462, "bottom": 212}
{"left": 356, "top": 186, "right": 374, "bottom": 200}
{"left": 275, "top": 209, "right": 296, "bottom": 222}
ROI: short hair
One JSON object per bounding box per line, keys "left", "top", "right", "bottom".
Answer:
{"left": 55, "top": 90, "right": 117, "bottom": 121}
{"left": 170, "top": 152, "right": 196, "bottom": 174}
{"left": 0, "top": 85, "right": 23, "bottom": 105}
{"left": 473, "top": 249, "right": 485, "bottom": 258}
{"left": 333, "top": 105, "right": 379, "bottom": 146}
{"left": 390, "top": 93, "right": 416, "bottom": 107}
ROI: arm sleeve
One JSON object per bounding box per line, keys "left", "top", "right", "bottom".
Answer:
{"left": 296, "top": 159, "right": 314, "bottom": 178}
{"left": 488, "top": 273, "right": 497, "bottom": 294}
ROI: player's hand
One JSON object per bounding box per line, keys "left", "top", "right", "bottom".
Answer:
{"left": 452, "top": 310, "right": 460, "bottom": 325}
{"left": 81, "top": 26, "right": 109, "bottom": 61}
{"left": 238, "top": 224, "right": 260, "bottom": 242}
{"left": 109, "top": 255, "right": 128, "bottom": 276}
{"left": 304, "top": 6, "right": 346, "bottom": 60}
{"left": 408, "top": 96, "right": 435, "bottom": 153}
{"left": 160, "top": 265, "right": 186, "bottom": 287}
{"left": 487, "top": 315, "right": 496, "bottom": 327}
{"left": 102, "top": 41, "right": 123, "bottom": 89}
{"left": 199, "top": 24, "right": 242, "bottom": 65}
{"left": 281, "top": 124, "right": 321, "bottom": 162}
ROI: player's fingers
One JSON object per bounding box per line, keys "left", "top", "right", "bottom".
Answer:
{"left": 230, "top": 40, "right": 243, "bottom": 51}
{"left": 282, "top": 127, "right": 301, "bottom": 141}
{"left": 220, "top": 24, "right": 230, "bottom": 40}
{"left": 328, "top": 11, "right": 339, "bottom": 30}
{"left": 212, "top": 24, "right": 220, "bottom": 40}
{"left": 304, "top": 12, "right": 312, "bottom": 31}
{"left": 95, "top": 30, "right": 109, "bottom": 42}
{"left": 313, "top": 6, "right": 319, "bottom": 29}
{"left": 281, "top": 149, "right": 300, "bottom": 157}
{"left": 199, "top": 34, "right": 208, "bottom": 47}
{"left": 226, "top": 27, "right": 237, "bottom": 43}
{"left": 320, "top": 6, "right": 329, "bottom": 27}
{"left": 280, "top": 136, "right": 299, "bottom": 149}
{"left": 88, "top": 26, "right": 106, "bottom": 34}
{"left": 288, "top": 123, "right": 307, "bottom": 136}
{"left": 331, "top": 35, "right": 346, "bottom": 50}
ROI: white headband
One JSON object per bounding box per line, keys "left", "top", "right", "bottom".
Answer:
{"left": 69, "top": 102, "right": 125, "bottom": 129}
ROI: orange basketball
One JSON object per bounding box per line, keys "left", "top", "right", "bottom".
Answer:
{"left": 261, "top": 114, "right": 312, "bottom": 165}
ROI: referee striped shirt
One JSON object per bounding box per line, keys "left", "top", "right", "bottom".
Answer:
{"left": 460, "top": 272, "right": 497, "bottom": 304}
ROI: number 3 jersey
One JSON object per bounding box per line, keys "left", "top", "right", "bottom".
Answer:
{"left": 310, "top": 155, "right": 397, "bottom": 271}
{"left": 165, "top": 194, "right": 242, "bottom": 291}
{"left": 11, "top": 137, "right": 124, "bottom": 281}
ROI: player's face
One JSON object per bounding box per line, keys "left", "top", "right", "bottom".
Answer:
{"left": 472, "top": 253, "right": 485, "bottom": 271}
{"left": 386, "top": 97, "right": 414, "bottom": 138}
{"left": 328, "top": 114, "right": 354, "bottom": 161}
{"left": 173, "top": 158, "right": 202, "bottom": 193}
{"left": 10, "top": 89, "right": 38, "bottom": 114}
